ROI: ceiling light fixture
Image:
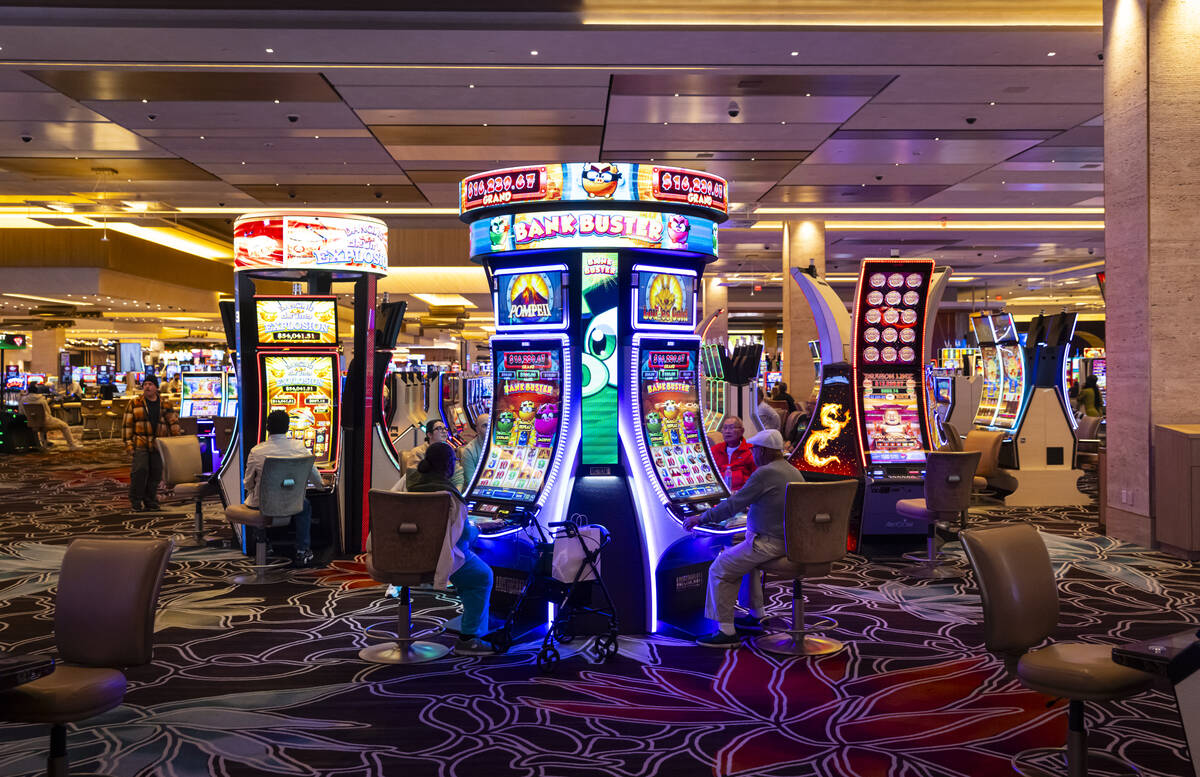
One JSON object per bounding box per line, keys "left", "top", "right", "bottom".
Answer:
{"left": 1047, "top": 51, "right": 1056, "bottom": 56}
{"left": 265, "top": 47, "right": 275, "bottom": 53}
{"left": 530, "top": 50, "right": 538, "bottom": 55}
{"left": 790, "top": 51, "right": 799, "bottom": 56}
{"left": 468, "top": 84, "right": 475, "bottom": 88}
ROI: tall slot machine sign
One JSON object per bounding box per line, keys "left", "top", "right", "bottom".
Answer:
{"left": 852, "top": 259, "right": 936, "bottom": 556}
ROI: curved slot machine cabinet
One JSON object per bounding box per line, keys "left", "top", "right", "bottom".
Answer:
{"left": 853, "top": 259, "right": 937, "bottom": 558}
{"left": 179, "top": 370, "right": 224, "bottom": 472}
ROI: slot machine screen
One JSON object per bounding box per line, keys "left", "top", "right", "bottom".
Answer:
{"left": 494, "top": 269, "right": 566, "bottom": 330}
{"left": 470, "top": 348, "right": 562, "bottom": 504}
{"left": 861, "top": 372, "right": 926, "bottom": 465}
{"left": 96, "top": 365, "right": 112, "bottom": 385}
{"left": 993, "top": 343, "right": 1026, "bottom": 430}
{"left": 634, "top": 268, "right": 696, "bottom": 330}
{"left": 638, "top": 345, "right": 724, "bottom": 503}
{"left": 261, "top": 354, "right": 339, "bottom": 470}
{"left": 222, "top": 370, "right": 239, "bottom": 416}
{"left": 1091, "top": 359, "right": 1107, "bottom": 401}
{"left": 180, "top": 372, "right": 223, "bottom": 418}
{"left": 4, "top": 366, "right": 24, "bottom": 391}
{"left": 255, "top": 296, "right": 338, "bottom": 346}
{"left": 25, "top": 373, "right": 46, "bottom": 390}
{"left": 78, "top": 369, "right": 96, "bottom": 386}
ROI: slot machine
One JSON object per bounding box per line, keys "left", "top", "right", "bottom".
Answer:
{"left": 852, "top": 259, "right": 938, "bottom": 557}
{"left": 179, "top": 370, "right": 224, "bottom": 471}
{"left": 971, "top": 314, "right": 1003, "bottom": 428}
{"left": 459, "top": 162, "right": 730, "bottom": 635}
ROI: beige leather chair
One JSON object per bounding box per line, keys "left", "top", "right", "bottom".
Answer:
{"left": 224, "top": 455, "right": 315, "bottom": 585}
{"left": 0, "top": 537, "right": 172, "bottom": 777}
{"left": 176, "top": 416, "right": 199, "bottom": 437}
{"left": 964, "top": 429, "right": 1014, "bottom": 494}
{"left": 20, "top": 397, "right": 50, "bottom": 447}
{"left": 157, "top": 435, "right": 219, "bottom": 549}
{"left": 359, "top": 489, "right": 452, "bottom": 664}
{"left": 754, "top": 479, "right": 858, "bottom": 657}
{"left": 897, "top": 450, "right": 981, "bottom": 579}
{"left": 79, "top": 398, "right": 104, "bottom": 441}
{"left": 961, "top": 523, "right": 1154, "bottom": 777}
{"left": 104, "top": 397, "right": 131, "bottom": 440}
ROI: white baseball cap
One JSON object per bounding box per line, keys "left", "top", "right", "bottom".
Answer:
{"left": 747, "top": 428, "right": 785, "bottom": 451}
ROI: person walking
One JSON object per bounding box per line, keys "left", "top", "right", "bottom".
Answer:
{"left": 122, "top": 376, "right": 183, "bottom": 511}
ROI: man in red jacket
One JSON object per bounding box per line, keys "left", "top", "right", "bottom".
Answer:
{"left": 711, "top": 416, "right": 757, "bottom": 492}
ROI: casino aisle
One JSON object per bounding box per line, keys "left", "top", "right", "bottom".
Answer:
{"left": 0, "top": 442, "right": 1192, "bottom": 777}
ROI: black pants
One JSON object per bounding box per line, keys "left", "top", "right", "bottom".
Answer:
{"left": 130, "top": 449, "right": 163, "bottom": 507}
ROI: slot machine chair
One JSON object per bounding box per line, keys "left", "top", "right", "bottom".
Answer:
{"left": 359, "top": 490, "right": 452, "bottom": 665}
{"left": 754, "top": 479, "right": 858, "bottom": 657}
{"left": 157, "top": 435, "right": 221, "bottom": 549}
{"left": 961, "top": 523, "right": 1154, "bottom": 777}
{"left": 18, "top": 397, "right": 50, "bottom": 449}
{"left": 896, "top": 450, "right": 980, "bottom": 579}
{"left": 79, "top": 398, "right": 104, "bottom": 441}
{"left": 964, "top": 429, "right": 1016, "bottom": 497}
{"left": 0, "top": 537, "right": 172, "bottom": 777}
{"left": 104, "top": 397, "right": 132, "bottom": 440}
{"left": 939, "top": 421, "right": 965, "bottom": 452}
{"left": 224, "top": 455, "right": 316, "bottom": 585}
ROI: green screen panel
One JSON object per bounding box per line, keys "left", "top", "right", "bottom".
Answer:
{"left": 580, "top": 252, "right": 620, "bottom": 465}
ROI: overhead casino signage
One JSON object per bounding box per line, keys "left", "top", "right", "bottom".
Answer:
{"left": 234, "top": 212, "right": 388, "bottom": 276}
{"left": 460, "top": 163, "right": 729, "bottom": 217}
{"left": 471, "top": 210, "right": 718, "bottom": 257}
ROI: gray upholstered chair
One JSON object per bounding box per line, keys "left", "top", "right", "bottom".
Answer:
{"left": 961, "top": 523, "right": 1154, "bottom": 777}
{"left": 897, "top": 450, "right": 981, "bottom": 579}
{"left": 359, "top": 489, "right": 453, "bottom": 665}
{"left": 0, "top": 537, "right": 172, "bottom": 777}
{"left": 754, "top": 479, "right": 858, "bottom": 657}
{"left": 224, "top": 455, "right": 315, "bottom": 585}
{"left": 157, "top": 435, "right": 219, "bottom": 549}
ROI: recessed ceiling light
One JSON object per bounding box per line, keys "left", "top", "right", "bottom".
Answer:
{"left": 989, "top": 101, "right": 996, "bottom": 106}
{"left": 482, "top": 123, "right": 488, "bottom": 127}
{"left": 199, "top": 135, "right": 205, "bottom": 140}
{"left": 265, "top": 47, "right": 275, "bottom": 53}
{"left": 313, "top": 135, "right": 320, "bottom": 139}
{"left": 1047, "top": 51, "right": 1056, "bottom": 56}
{"left": 673, "top": 92, "right": 679, "bottom": 97}
{"left": 273, "top": 99, "right": 280, "bottom": 104}
{"left": 805, "top": 93, "right": 811, "bottom": 97}
{"left": 790, "top": 51, "right": 799, "bottom": 56}
{"left": 934, "top": 137, "right": 940, "bottom": 141}
{"left": 780, "top": 121, "right": 787, "bottom": 125}
{"left": 140, "top": 99, "right": 148, "bottom": 104}
{"left": 529, "top": 50, "right": 538, "bottom": 55}
{"left": 241, "top": 161, "right": 246, "bottom": 165}
{"left": 663, "top": 121, "right": 668, "bottom": 125}
{"left": 468, "top": 84, "right": 475, "bottom": 88}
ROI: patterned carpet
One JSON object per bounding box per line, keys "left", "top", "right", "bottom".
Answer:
{"left": 0, "top": 441, "right": 1195, "bottom": 777}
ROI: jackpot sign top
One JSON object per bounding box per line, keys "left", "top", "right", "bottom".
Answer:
{"left": 459, "top": 163, "right": 729, "bottom": 220}
{"left": 234, "top": 212, "right": 389, "bottom": 276}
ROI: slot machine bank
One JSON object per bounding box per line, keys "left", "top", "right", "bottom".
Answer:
{"left": 219, "top": 211, "right": 393, "bottom": 556}
{"left": 459, "top": 163, "right": 736, "bottom": 635}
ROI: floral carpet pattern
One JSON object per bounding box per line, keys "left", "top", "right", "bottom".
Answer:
{"left": 0, "top": 441, "right": 1195, "bottom": 777}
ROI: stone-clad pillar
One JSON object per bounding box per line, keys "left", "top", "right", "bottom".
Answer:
{"left": 782, "top": 221, "right": 825, "bottom": 399}
{"left": 1103, "top": 0, "right": 1200, "bottom": 547}
{"left": 702, "top": 276, "right": 728, "bottom": 344}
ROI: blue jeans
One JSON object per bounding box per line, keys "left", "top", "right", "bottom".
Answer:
{"left": 292, "top": 499, "right": 312, "bottom": 552}
{"left": 450, "top": 551, "right": 493, "bottom": 638}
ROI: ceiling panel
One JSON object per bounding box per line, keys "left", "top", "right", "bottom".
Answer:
{"left": 199, "top": 162, "right": 405, "bottom": 178}
{"left": 0, "top": 120, "right": 168, "bottom": 155}
{"left": 872, "top": 67, "right": 1101, "bottom": 104}
{"left": 842, "top": 102, "right": 1101, "bottom": 131}
{"left": 371, "top": 124, "right": 602, "bottom": 146}
{"left": 1040, "top": 125, "right": 1105, "bottom": 146}
{"left": 411, "top": 181, "right": 462, "bottom": 207}
{"left": 604, "top": 122, "right": 838, "bottom": 151}
{"left": 86, "top": 100, "right": 367, "bottom": 130}
{"left": 781, "top": 162, "right": 990, "bottom": 185}
{"left": 805, "top": 136, "right": 1046, "bottom": 165}
{"left": 1007, "top": 145, "right": 1103, "bottom": 163}
{"left": 611, "top": 74, "right": 894, "bottom": 97}
{"left": 966, "top": 167, "right": 1102, "bottom": 183}
{"left": 606, "top": 95, "right": 869, "bottom": 124}
{"left": 759, "top": 184, "right": 949, "bottom": 203}
{"left": 357, "top": 108, "right": 605, "bottom": 125}
{"left": 25, "top": 70, "right": 343, "bottom": 102}
{"left": 153, "top": 136, "right": 394, "bottom": 164}
{"left": 916, "top": 186, "right": 1104, "bottom": 207}
{"left": 325, "top": 69, "right": 613, "bottom": 88}
{"left": 339, "top": 85, "right": 607, "bottom": 111}
{"left": 236, "top": 183, "right": 427, "bottom": 205}
{"left": 381, "top": 144, "right": 600, "bottom": 161}
{"left": 0, "top": 92, "right": 108, "bottom": 122}
{"left": 0, "top": 156, "right": 217, "bottom": 180}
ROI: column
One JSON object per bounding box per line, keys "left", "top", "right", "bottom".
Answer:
{"left": 701, "top": 276, "right": 728, "bottom": 344}
{"left": 782, "top": 220, "right": 826, "bottom": 399}
{"left": 30, "top": 329, "right": 65, "bottom": 378}
{"left": 1103, "top": 0, "right": 1200, "bottom": 548}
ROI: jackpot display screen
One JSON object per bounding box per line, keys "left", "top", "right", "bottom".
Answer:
{"left": 25, "top": 373, "right": 46, "bottom": 389}
{"left": 637, "top": 345, "right": 724, "bottom": 503}
{"left": 635, "top": 269, "right": 696, "bottom": 329}
{"left": 993, "top": 343, "right": 1026, "bottom": 430}
{"left": 261, "top": 354, "right": 339, "bottom": 469}
{"left": 222, "top": 369, "right": 239, "bottom": 417}
{"left": 495, "top": 269, "right": 565, "bottom": 329}
{"left": 471, "top": 347, "right": 563, "bottom": 504}
{"left": 255, "top": 296, "right": 338, "bottom": 346}
{"left": 861, "top": 372, "right": 926, "bottom": 464}
{"left": 180, "top": 372, "right": 223, "bottom": 418}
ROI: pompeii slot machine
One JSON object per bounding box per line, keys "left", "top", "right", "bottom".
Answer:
{"left": 852, "top": 259, "right": 938, "bottom": 557}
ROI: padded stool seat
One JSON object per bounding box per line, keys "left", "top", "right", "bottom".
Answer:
{"left": 225, "top": 502, "right": 270, "bottom": 528}
{"left": 759, "top": 557, "right": 831, "bottom": 579}
{"left": 974, "top": 476, "right": 987, "bottom": 490}
{"left": 1018, "top": 643, "right": 1155, "bottom": 701}
{"left": 895, "top": 498, "right": 936, "bottom": 521}
{"left": 174, "top": 481, "right": 217, "bottom": 500}
{"left": 0, "top": 665, "right": 126, "bottom": 723}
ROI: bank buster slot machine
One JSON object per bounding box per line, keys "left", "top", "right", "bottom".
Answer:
{"left": 852, "top": 259, "right": 938, "bottom": 557}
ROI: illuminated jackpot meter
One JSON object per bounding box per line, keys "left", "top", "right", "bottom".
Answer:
{"left": 632, "top": 337, "right": 729, "bottom": 524}
{"left": 179, "top": 371, "right": 223, "bottom": 418}
{"left": 466, "top": 336, "right": 571, "bottom": 534}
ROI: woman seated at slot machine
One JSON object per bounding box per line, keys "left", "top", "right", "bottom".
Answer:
{"left": 408, "top": 419, "right": 469, "bottom": 490}
{"left": 391, "top": 441, "right": 495, "bottom": 656}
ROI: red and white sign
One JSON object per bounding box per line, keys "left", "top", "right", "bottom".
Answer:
{"left": 234, "top": 212, "right": 388, "bottom": 276}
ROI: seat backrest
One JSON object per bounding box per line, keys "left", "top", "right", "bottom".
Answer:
{"left": 960, "top": 522, "right": 1058, "bottom": 666}
{"left": 941, "top": 421, "right": 964, "bottom": 451}
{"left": 782, "top": 479, "right": 858, "bottom": 565}
{"left": 21, "top": 399, "right": 47, "bottom": 428}
{"left": 963, "top": 429, "right": 1004, "bottom": 477}
{"left": 81, "top": 398, "right": 102, "bottom": 415}
{"left": 56, "top": 537, "right": 172, "bottom": 668}
{"left": 783, "top": 410, "right": 805, "bottom": 439}
{"left": 109, "top": 397, "right": 131, "bottom": 416}
{"left": 156, "top": 435, "right": 204, "bottom": 486}
{"left": 259, "top": 455, "right": 316, "bottom": 518}
{"left": 367, "top": 489, "right": 452, "bottom": 583}
{"left": 1076, "top": 414, "right": 1101, "bottom": 441}
{"left": 176, "top": 417, "right": 198, "bottom": 436}
{"left": 924, "top": 450, "right": 982, "bottom": 513}
{"left": 212, "top": 416, "right": 237, "bottom": 453}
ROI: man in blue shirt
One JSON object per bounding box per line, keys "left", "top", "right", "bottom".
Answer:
{"left": 684, "top": 429, "right": 805, "bottom": 648}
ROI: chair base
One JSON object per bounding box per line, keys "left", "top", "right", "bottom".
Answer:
{"left": 228, "top": 563, "right": 290, "bottom": 585}
{"left": 1013, "top": 745, "right": 1141, "bottom": 777}
{"left": 358, "top": 640, "right": 450, "bottom": 665}
{"left": 898, "top": 561, "right": 962, "bottom": 580}
{"left": 364, "top": 619, "right": 442, "bottom": 642}
{"left": 754, "top": 632, "right": 844, "bottom": 657}
{"left": 761, "top": 614, "right": 835, "bottom": 634}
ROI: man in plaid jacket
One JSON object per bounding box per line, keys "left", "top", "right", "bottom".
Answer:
{"left": 122, "top": 375, "right": 183, "bottom": 511}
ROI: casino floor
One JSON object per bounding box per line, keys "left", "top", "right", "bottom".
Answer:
{"left": 0, "top": 442, "right": 1193, "bottom": 777}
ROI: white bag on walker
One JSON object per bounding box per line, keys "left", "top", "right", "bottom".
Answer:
{"left": 551, "top": 525, "right": 606, "bottom": 583}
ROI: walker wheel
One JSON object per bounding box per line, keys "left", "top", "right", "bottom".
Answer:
{"left": 552, "top": 623, "right": 575, "bottom": 644}
{"left": 536, "top": 647, "right": 560, "bottom": 672}
{"left": 595, "top": 633, "right": 618, "bottom": 660}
